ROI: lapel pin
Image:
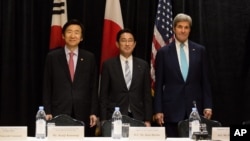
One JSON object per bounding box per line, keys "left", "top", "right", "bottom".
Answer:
{"left": 80, "top": 58, "right": 84, "bottom": 61}
{"left": 192, "top": 49, "right": 195, "bottom": 51}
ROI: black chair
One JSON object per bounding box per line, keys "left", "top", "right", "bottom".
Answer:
{"left": 242, "top": 120, "right": 250, "bottom": 125}
{"left": 178, "top": 116, "right": 222, "bottom": 137}
{"left": 47, "top": 114, "right": 85, "bottom": 126}
{"left": 101, "top": 115, "right": 145, "bottom": 137}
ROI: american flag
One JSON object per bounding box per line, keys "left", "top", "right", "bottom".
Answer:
{"left": 151, "top": 0, "right": 174, "bottom": 96}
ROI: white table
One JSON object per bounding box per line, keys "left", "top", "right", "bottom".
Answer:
{"left": 27, "top": 137, "right": 191, "bottom": 141}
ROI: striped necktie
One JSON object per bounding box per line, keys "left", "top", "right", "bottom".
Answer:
{"left": 125, "top": 60, "right": 132, "bottom": 89}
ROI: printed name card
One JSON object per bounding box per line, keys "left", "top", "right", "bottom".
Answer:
{"left": 129, "top": 127, "right": 165, "bottom": 140}
{"left": 0, "top": 126, "right": 27, "bottom": 140}
{"left": 47, "top": 126, "right": 84, "bottom": 140}
{"left": 212, "top": 127, "right": 230, "bottom": 141}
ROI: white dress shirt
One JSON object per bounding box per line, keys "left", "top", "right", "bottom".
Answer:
{"left": 65, "top": 47, "right": 78, "bottom": 72}
{"left": 120, "top": 55, "right": 133, "bottom": 84}
{"left": 176, "top": 40, "right": 189, "bottom": 68}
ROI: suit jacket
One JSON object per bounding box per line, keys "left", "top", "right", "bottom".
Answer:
{"left": 154, "top": 40, "right": 213, "bottom": 123}
{"left": 100, "top": 56, "right": 153, "bottom": 122}
{"left": 43, "top": 47, "right": 99, "bottom": 124}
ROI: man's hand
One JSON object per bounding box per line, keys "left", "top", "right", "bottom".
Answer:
{"left": 144, "top": 121, "right": 151, "bottom": 127}
{"left": 154, "top": 113, "right": 164, "bottom": 126}
{"left": 203, "top": 109, "right": 212, "bottom": 119}
{"left": 46, "top": 114, "right": 53, "bottom": 121}
{"left": 89, "top": 115, "right": 97, "bottom": 127}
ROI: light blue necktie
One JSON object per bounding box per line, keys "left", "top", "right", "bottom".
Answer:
{"left": 180, "top": 43, "right": 188, "bottom": 81}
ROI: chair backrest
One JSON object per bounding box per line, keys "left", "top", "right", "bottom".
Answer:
{"left": 242, "top": 120, "right": 250, "bottom": 125}
{"left": 47, "top": 114, "right": 85, "bottom": 126}
{"left": 101, "top": 115, "right": 145, "bottom": 137}
{"left": 178, "top": 116, "right": 222, "bottom": 137}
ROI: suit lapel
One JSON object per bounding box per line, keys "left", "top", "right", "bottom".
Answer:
{"left": 169, "top": 43, "right": 184, "bottom": 81}
{"left": 115, "top": 57, "right": 128, "bottom": 90}
{"left": 130, "top": 58, "right": 138, "bottom": 90}
{"left": 58, "top": 48, "right": 72, "bottom": 82}
{"left": 74, "top": 50, "right": 85, "bottom": 83}
{"left": 187, "top": 42, "right": 196, "bottom": 82}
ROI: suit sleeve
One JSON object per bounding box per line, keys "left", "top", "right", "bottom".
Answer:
{"left": 201, "top": 47, "right": 213, "bottom": 109}
{"left": 154, "top": 49, "right": 165, "bottom": 113}
{"left": 89, "top": 56, "right": 99, "bottom": 116}
{"left": 99, "top": 61, "right": 110, "bottom": 120}
{"left": 143, "top": 62, "right": 153, "bottom": 121}
{"left": 43, "top": 54, "right": 52, "bottom": 114}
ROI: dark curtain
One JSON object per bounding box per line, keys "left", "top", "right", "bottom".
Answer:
{"left": 1, "top": 0, "right": 250, "bottom": 136}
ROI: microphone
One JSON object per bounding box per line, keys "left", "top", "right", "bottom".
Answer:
{"left": 193, "top": 100, "right": 197, "bottom": 108}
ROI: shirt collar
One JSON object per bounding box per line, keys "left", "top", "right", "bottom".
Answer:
{"left": 65, "top": 46, "right": 79, "bottom": 56}
{"left": 175, "top": 40, "right": 188, "bottom": 48}
{"left": 120, "top": 55, "right": 133, "bottom": 62}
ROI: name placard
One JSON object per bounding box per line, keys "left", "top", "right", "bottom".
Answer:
{"left": 0, "top": 126, "right": 27, "bottom": 140}
{"left": 129, "top": 127, "right": 165, "bottom": 140}
{"left": 212, "top": 127, "right": 230, "bottom": 141}
{"left": 47, "top": 126, "right": 84, "bottom": 140}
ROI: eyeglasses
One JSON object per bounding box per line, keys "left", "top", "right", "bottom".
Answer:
{"left": 120, "top": 39, "right": 134, "bottom": 44}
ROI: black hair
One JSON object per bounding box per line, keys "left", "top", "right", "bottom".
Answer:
{"left": 62, "top": 19, "right": 84, "bottom": 36}
{"left": 116, "top": 28, "right": 136, "bottom": 42}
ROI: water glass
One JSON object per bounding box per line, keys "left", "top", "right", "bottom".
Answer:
{"left": 122, "top": 123, "right": 130, "bottom": 138}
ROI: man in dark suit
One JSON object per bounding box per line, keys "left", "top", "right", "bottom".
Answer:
{"left": 43, "top": 19, "right": 99, "bottom": 136}
{"left": 154, "top": 13, "right": 213, "bottom": 137}
{"left": 99, "top": 29, "right": 153, "bottom": 127}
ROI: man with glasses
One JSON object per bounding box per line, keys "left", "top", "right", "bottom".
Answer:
{"left": 99, "top": 28, "right": 153, "bottom": 127}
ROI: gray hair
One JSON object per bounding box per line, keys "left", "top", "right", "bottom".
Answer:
{"left": 173, "top": 13, "right": 192, "bottom": 28}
